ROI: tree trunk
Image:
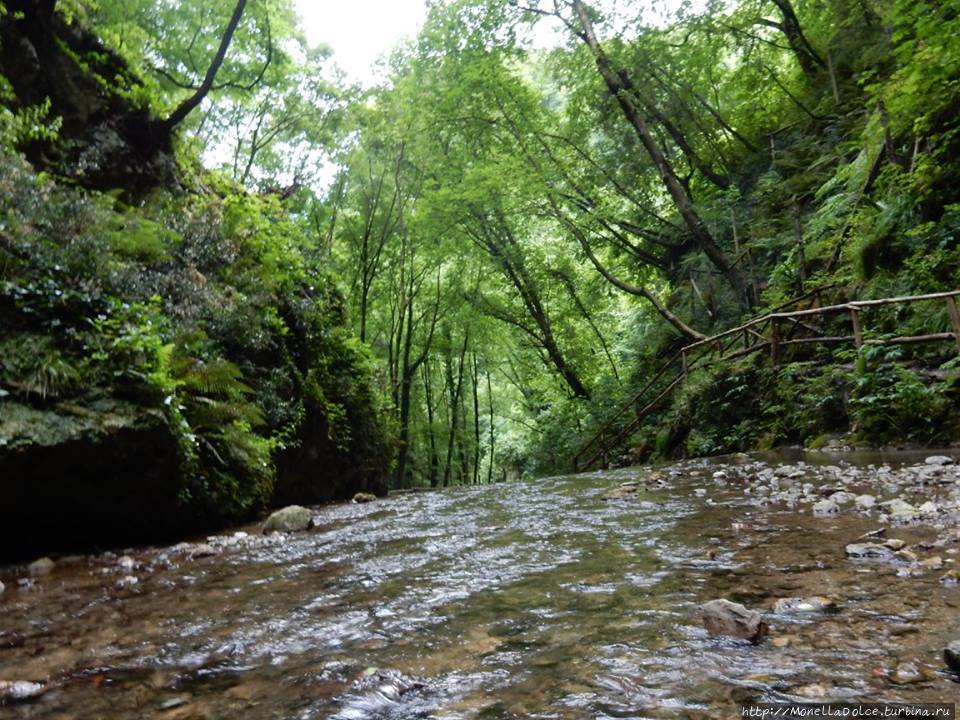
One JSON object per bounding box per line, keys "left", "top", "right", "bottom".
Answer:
{"left": 161, "top": 0, "right": 248, "bottom": 131}
{"left": 569, "top": 0, "right": 747, "bottom": 304}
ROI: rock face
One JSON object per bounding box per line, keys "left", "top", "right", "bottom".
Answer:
{"left": 0, "top": 0, "right": 180, "bottom": 194}
{"left": 945, "top": 640, "right": 960, "bottom": 672}
{"left": 700, "top": 599, "right": 768, "bottom": 643}
{"left": 0, "top": 399, "right": 184, "bottom": 562}
{"left": 263, "top": 505, "right": 315, "bottom": 533}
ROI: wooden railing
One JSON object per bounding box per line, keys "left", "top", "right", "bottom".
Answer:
{"left": 572, "top": 289, "right": 960, "bottom": 472}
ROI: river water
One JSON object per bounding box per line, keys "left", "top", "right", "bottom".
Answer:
{"left": 1, "top": 451, "right": 958, "bottom": 718}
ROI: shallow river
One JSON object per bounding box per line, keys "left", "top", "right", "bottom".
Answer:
{"left": 2, "top": 451, "right": 958, "bottom": 718}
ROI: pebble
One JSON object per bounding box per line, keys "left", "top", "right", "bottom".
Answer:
{"left": 118, "top": 556, "right": 137, "bottom": 571}
{"left": 115, "top": 575, "right": 139, "bottom": 589}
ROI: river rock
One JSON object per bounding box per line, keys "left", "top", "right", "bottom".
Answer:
{"left": 854, "top": 494, "right": 876, "bottom": 510}
{"left": 813, "top": 499, "right": 839, "bottom": 516}
{"left": 881, "top": 498, "right": 917, "bottom": 520}
{"left": 699, "top": 599, "right": 768, "bottom": 643}
{"left": 918, "top": 501, "right": 940, "bottom": 516}
{"left": 845, "top": 543, "right": 896, "bottom": 561}
{"left": 920, "top": 556, "right": 944, "bottom": 570}
{"left": 884, "top": 538, "right": 906, "bottom": 550}
{"left": 773, "top": 596, "right": 834, "bottom": 613}
{"left": 926, "top": 455, "right": 954, "bottom": 466}
{"left": 0, "top": 680, "right": 46, "bottom": 702}
{"left": 890, "top": 662, "right": 929, "bottom": 684}
{"left": 945, "top": 641, "right": 960, "bottom": 672}
{"left": 353, "top": 492, "right": 377, "bottom": 503}
{"left": 263, "top": 505, "right": 314, "bottom": 533}
{"left": 28, "top": 557, "right": 54, "bottom": 576}
{"left": 603, "top": 483, "right": 639, "bottom": 500}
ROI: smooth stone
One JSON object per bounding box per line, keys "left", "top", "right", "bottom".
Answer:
{"left": 920, "top": 556, "right": 944, "bottom": 570}
{"left": 813, "top": 500, "right": 839, "bottom": 516}
{"left": 845, "top": 543, "right": 896, "bottom": 561}
{"left": 895, "top": 549, "right": 918, "bottom": 563}
{"left": 0, "top": 680, "right": 46, "bottom": 702}
{"left": 773, "top": 596, "right": 834, "bottom": 613}
{"left": 353, "top": 492, "right": 377, "bottom": 503}
{"left": 28, "top": 557, "right": 55, "bottom": 576}
{"left": 890, "top": 662, "right": 928, "bottom": 684}
{"left": 945, "top": 640, "right": 960, "bottom": 672}
{"left": 941, "top": 569, "right": 960, "bottom": 585}
{"left": 854, "top": 494, "right": 877, "bottom": 510}
{"left": 115, "top": 575, "right": 139, "bottom": 589}
{"left": 926, "top": 456, "right": 954, "bottom": 466}
{"left": 118, "top": 555, "right": 137, "bottom": 571}
{"left": 884, "top": 539, "right": 906, "bottom": 550}
{"left": 262, "top": 505, "right": 315, "bottom": 533}
{"left": 881, "top": 498, "right": 916, "bottom": 515}
{"left": 189, "top": 544, "right": 217, "bottom": 558}
{"left": 699, "top": 598, "right": 768, "bottom": 643}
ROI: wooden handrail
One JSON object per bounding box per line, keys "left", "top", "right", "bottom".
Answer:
{"left": 572, "top": 288, "right": 960, "bottom": 472}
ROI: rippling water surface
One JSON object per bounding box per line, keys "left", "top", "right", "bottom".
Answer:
{"left": 2, "top": 452, "right": 958, "bottom": 718}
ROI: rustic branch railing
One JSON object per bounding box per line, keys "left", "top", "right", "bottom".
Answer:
{"left": 572, "top": 289, "right": 960, "bottom": 472}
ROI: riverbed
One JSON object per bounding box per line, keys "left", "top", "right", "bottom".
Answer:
{"left": 2, "top": 450, "right": 959, "bottom": 718}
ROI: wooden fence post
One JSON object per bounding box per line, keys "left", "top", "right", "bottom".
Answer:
{"left": 850, "top": 307, "right": 863, "bottom": 349}
{"left": 947, "top": 295, "right": 960, "bottom": 352}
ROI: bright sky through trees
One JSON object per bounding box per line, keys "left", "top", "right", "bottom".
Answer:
{"left": 293, "top": 0, "right": 427, "bottom": 83}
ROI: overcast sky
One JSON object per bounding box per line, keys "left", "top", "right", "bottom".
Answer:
{"left": 292, "top": 0, "right": 428, "bottom": 83}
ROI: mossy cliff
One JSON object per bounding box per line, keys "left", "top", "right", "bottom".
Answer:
{"left": 0, "top": 7, "right": 390, "bottom": 560}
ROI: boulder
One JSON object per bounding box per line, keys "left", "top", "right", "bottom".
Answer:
{"left": 353, "top": 492, "right": 377, "bottom": 504}
{"left": 945, "top": 640, "right": 960, "bottom": 672}
{"left": 925, "top": 456, "right": 954, "bottom": 466}
{"left": 854, "top": 494, "right": 876, "bottom": 510}
{"left": 699, "top": 598, "right": 768, "bottom": 643}
{"left": 0, "top": 398, "right": 183, "bottom": 561}
{"left": 263, "top": 505, "right": 314, "bottom": 533}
